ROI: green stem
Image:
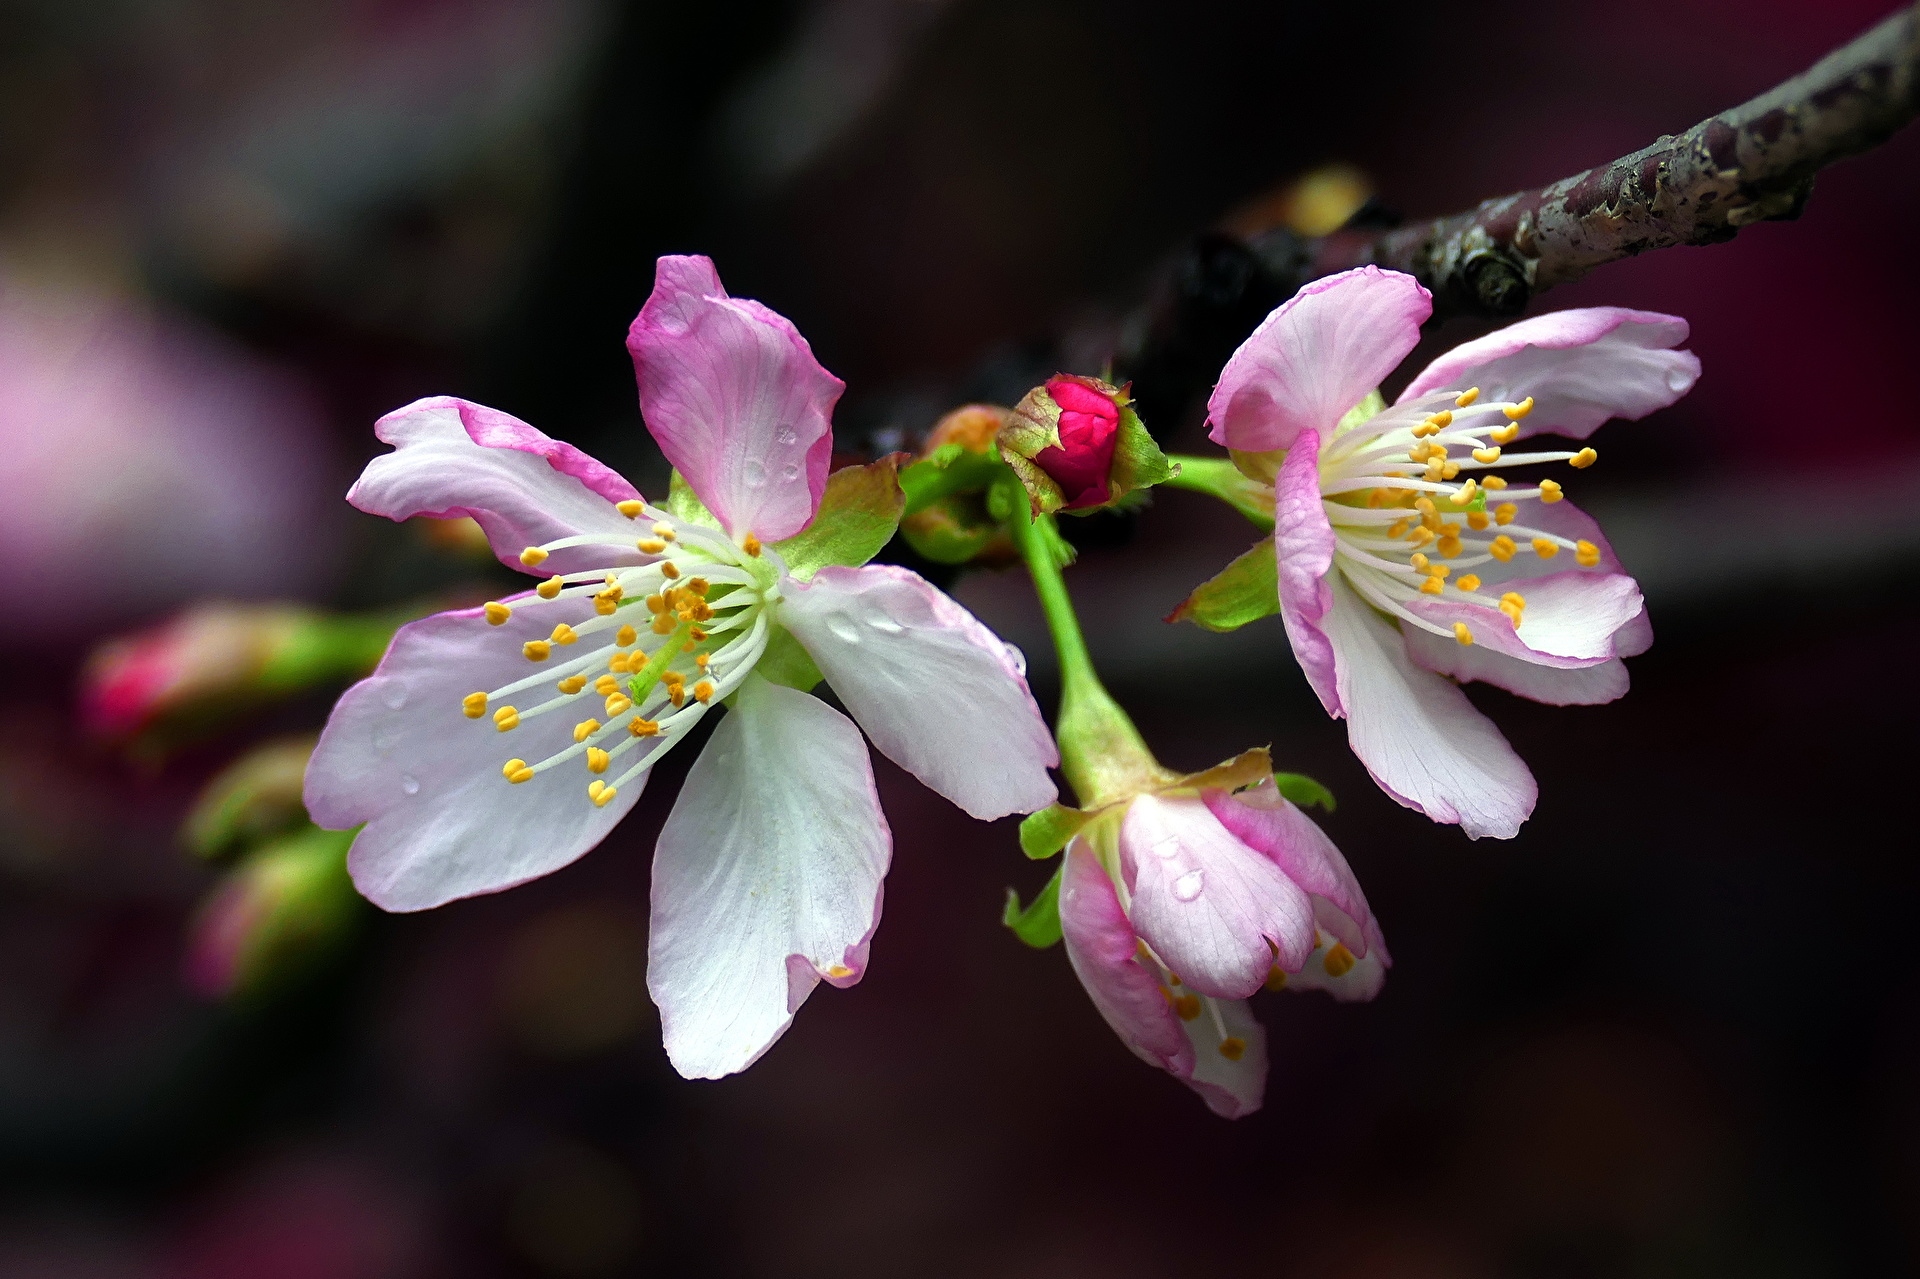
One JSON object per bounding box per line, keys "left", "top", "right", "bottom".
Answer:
{"left": 1161, "top": 454, "right": 1276, "bottom": 531}
{"left": 626, "top": 619, "right": 695, "bottom": 706}
{"left": 1000, "top": 480, "right": 1171, "bottom": 808}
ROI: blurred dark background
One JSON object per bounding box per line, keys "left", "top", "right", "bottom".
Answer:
{"left": 2, "top": 0, "right": 1917, "bottom": 1275}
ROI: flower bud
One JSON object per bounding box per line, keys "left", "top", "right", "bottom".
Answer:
{"left": 999, "top": 375, "right": 1173, "bottom": 516}
{"left": 898, "top": 404, "right": 1020, "bottom": 567}
{"left": 182, "top": 734, "right": 319, "bottom": 860}
{"left": 183, "top": 826, "right": 360, "bottom": 999}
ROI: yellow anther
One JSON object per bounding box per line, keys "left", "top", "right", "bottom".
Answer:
{"left": 660, "top": 562, "right": 681, "bottom": 580}
{"left": 1441, "top": 460, "right": 1461, "bottom": 480}
{"left": 1453, "top": 478, "right": 1478, "bottom": 503}
{"left": 1439, "top": 520, "right": 1462, "bottom": 537}
{"left": 1409, "top": 552, "right": 1430, "bottom": 570}
{"left": 1500, "top": 590, "right": 1527, "bottom": 609}
{"left": 1489, "top": 535, "right": 1518, "bottom": 562}
{"left": 1424, "top": 563, "right": 1450, "bottom": 579}
{"left": 1173, "top": 992, "right": 1202, "bottom": 1021}
{"left": 557, "top": 675, "right": 587, "bottom": 694}
{"left": 1472, "top": 446, "right": 1502, "bottom": 464}
{"left": 1428, "top": 443, "right": 1448, "bottom": 460}
{"left": 1264, "top": 966, "right": 1288, "bottom": 992}
{"left": 1491, "top": 423, "right": 1520, "bottom": 444}
{"left": 1500, "top": 592, "right": 1526, "bottom": 627}
{"left": 537, "top": 576, "right": 565, "bottom": 600}
{"left": 1503, "top": 396, "right": 1534, "bottom": 421}
{"left": 550, "top": 623, "right": 578, "bottom": 646}
{"left": 650, "top": 614, "right": 676, "bottom": 636}
{"left": 1569, "top": 447, "right": 1598, "bottom": 469}
{"left": 462, "top": 692, "right": 488, "bottom": 719}
{"left": 605, "top": 693, "right": 633, "bottom": 717}
{"left": 687, "top": 578, "right": 710, "bottom": 596}
{"left": 1468, "top": 511, "right": 1490, "bottom": 530}
{"left": 692, "top": 680, "right": 715, "bottom": 704}
{"left": 743, "top": 533, "right": 762, "bottom": 557}
{"left": 1387, "top": 518, "right": 1410, "bottom": 539}
{"left": 485, "top": 601, "right": 512, "bottom": 626}
{"left": 694, "top": 652, "right": 711, "bottom": 668}
{"left": 1218, "top": 1037, "right": 1247, "bottom": 1062}
{"left": 503, "top": 759, "right": 534, "bottom": 784}
{"left": 1482, "top": 474, "right": 1508, "bottom": 490}
{"left": 616, "top": 500, "right": 644, "bottom": 519}
{"left": 1428, "top": 410, "right": 1453, "bottom": 428}
{"left": 1455, "top": 386, "right": 1480, "bottom": 407}
{"left": 1323, "top": 942, "right": 1356, "bottom": 977}
{"left": 493, "top": 706, "right": 520, "bottom": 731}
{"left": 668, "top": 684, "right": 686, "bottom": 708}
{"left": 644, "top": 594, "right": 666, "bottom": 615}
{"left": 629, "top": 718, "right": 659, "bottom": 737}
{"left": 1455, "top": 574, "right": 1481, "bottom": 592}
{"left": 1410, "top": 423, "right": 1438, "bottom": 440}
{"left": 1539, "top": 479, "right": 1565, "bottom": 503}
{"left": 1532, "top": 537, "right": 1560, "bottom": 559}
{"left": 637, "top": 539, "right": 668, "bottom": 554}
{"left": 661, "top": 670, "right": 685, "bottom": 687}
{"left": 1419, "top": 576, "right": 1445, "bottom": 595}
{"left": 825, "top": 964, "right": 854, "bottom": 979}
{"left": 586, "top": 747, "right": 610, "bottom": 773}
{"left": 1366, "top": 487, "right": 1388, "bottom": 508}
{"left": 1408, "top": 526, "right": 1435, "bottom": 547}
{"left": 1413, "top": 496, "right": 1436, "bottom": 516}
{"left": 653, "top": 523, "right": 675, "bottom": 540}
{"left": 573, "top": 719, "right": 601, "bottom": 743}
{"left": 615, "top": 624, "right": 637, "bottom": 646}
{"left": 519, "top": 546, "right": 549, "bottom": 567}
{"left": 1575, "top": 539, "right": 1601, "bottom": 567}
{"left": 608, "top": 652, "right": 631, "bottom": 674}
{"left": 594, "top": 674, "right": 621, "bottom": 697}
{"left": 1454, "top": 622, "right": 1474, "bottom": 646}
{"left": 523, "top": 640, "right": 551, "bottom": 662}
{"left": 590, "top": 782, "right": 618, "bottom": 808}
{"left": 1436, "top": 536, "right": 1464, "bottom": 559}
{"left": 690, "top": 627, "right": 709, "bottom": 642}
{"left": 1424, "top": 459, "right": 1446, "bottom": 482}
{"left": 1494, "top": 502, "right": 1518, "bottom": 525}
{"left": 594, "top": 595, "right": 618, "bottom": 617}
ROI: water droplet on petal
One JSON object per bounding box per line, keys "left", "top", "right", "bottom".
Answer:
{"left": 401, "top": 774, "right": 420, "bottom": 795}
{"left": 867, "top": 615, "right": 903, "bottom": 635}
{"left": 775, "top": 425, "right": 798, "bottom": 446}
{"left": 780, "top": 463, "right": 800, "bottom": 482}
{"left": 1666, "top": 368, "right": 1692, "bottom": 392}
{"left": 742, "top": 459, "right": 767, "bottom": 488}
{"left": 371, "top": 725, "right": 394, "bottom": 755}
{"left": 382, "top": 685, "right": 407, "bottom": 710}
{"left": 825, "top": 614, "right": 860, "bottom": 644}
{"left": 1173, "top": 869, "right": 1205, "bottom": 901}
{"left": 1151, "top": 837, "right": 1182, "bottom": 860}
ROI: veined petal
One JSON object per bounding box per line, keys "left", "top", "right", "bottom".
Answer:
{"left": 351, "top": 397, "right": 642, "bottom": 575}
{"left": 1207, "top": 267, "right": 1431, "bottom": 453}
{"left": 628, "top": 255, "right": 841, "bottom": 543}
{"left": 1322, "top": 575, "right": 1536, "bottom": 839}
{"left": 648, "top": 675, "right": 889, "bottom": 1080}
{"left": 1120, "top": 794, "right": 1317, "bottom": 999}
{"left": 1203, "top": 780, "right": 1377, "bottom": 959}
{"left": 1397, "top": 307, "right": 1699, "bottom": 441}
{"left": 1407, "top": 572, "right": 1644, "bottom": 667}
{"left": 1058, "top": 839, "right": 1194, "bottom": 1076}
{"left": 777, "top": 564, "right": 1057, "bottom": 820}
{"left": 1402, "top": 634, "right": 1631, "bottom": 706}
{"left": 305, "top": 604, "right": 643, "bottom": 912}
{"left": 1273, "top": 430, "right": 1342, "bottom": 716}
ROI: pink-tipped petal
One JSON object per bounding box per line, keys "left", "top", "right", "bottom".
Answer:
{"left": 1402, "top": 632, "right": 1631, "bottom": 706}
{"left": 1273, "top": 431, "right": 1341, "bottom": 716}
{"left": 1059, "top": 839, "right": 1194, "bottom": 1076}
{"left": 777, "top": 564, "right": 1057, "bottom": 820}
{"left": 352, "top": 397, "right": 642, "bottom": 575}
{"left": 1398, "top": 308, "right": 1699, "bottom": 441}
{"left": 1321, "top": 575, "right": 1536, "bottom": 839}
{"left": 1207, "top": 267, "right": 1431, "bottom": 452}
{"left": 628, "top": 255, "right": 842, "bottom": 543}
{"left": 648, "top": 675, "right": 889, "bottom": 1080}
{"left": 1203, "top": 781, "right": 1377, "bottom": 960}
{"left": 1119, "top": 794, "right": 1317, "bottom": 999}
{"left": 305, "top": 603, "right": 644, "bottom": 912}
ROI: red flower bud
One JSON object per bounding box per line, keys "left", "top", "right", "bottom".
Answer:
{"left": 1030, "top": 376, "right": 1122, "bottom": 510}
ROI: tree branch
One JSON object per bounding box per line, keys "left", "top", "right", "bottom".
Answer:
{"left": 1336, "top": 4, "right": 1920, "bottom": 318}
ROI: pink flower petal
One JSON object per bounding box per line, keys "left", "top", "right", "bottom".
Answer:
{"left": 351, "top": 397, "right": 642, "bottom": 575}
{"left": 1402, "top": 633, "right": 1630, "bottom": 706}
{"left": 1119, "top": 793, "right": 1317, "bottom": 999}
{"left": 1058, "top": 840, "right": 1193, "bottom": 1077}
{"left": 1320, "top": 575, "right": 1536, "bottom": 839}
{"left": 1406, "top": 571, "right": 1644, "bottom": 668}
{"left": 648, "top": 675, "right": 889, "bottom": 1080}
{"left": 627, "top": 255, "right": 842, "bottom": 543}
{"left": 1178, "top": 993, "right": 1267, "bottom": 1119}
{"left": 305, "top": 603, "right": 644, "bottom": 912}
{"left": 777, "top": 564, "right": 1057, "bottom": 820}
{"left": 1284, "top": 924, "right": 1390, "bottom": 1002}
{"left": 1203, "top": 781, "right": 1380, "bottom": 962}
{"left": 1207, "top": 266, "right": 1431, "bottom": 452}
{"left": 1397, "top": 308, "right": 1699, "bottom": 441}
{"left": 1274, "top": 430, "right": 1341, "bottom": 715}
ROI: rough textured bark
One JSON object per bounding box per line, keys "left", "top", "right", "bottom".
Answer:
{"left": 1335, "top": 4, "right": 1920, "bottom": 318}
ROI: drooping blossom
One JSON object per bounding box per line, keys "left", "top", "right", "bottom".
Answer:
{"left": 306, "top": 255, "right": 1058, "bottom": 1077}
{"left": 1202, "top": 266, "right": 1699, "bottom": 838}
{"left": 1056, "top": 764, "right": 1387, "bottom": 1119}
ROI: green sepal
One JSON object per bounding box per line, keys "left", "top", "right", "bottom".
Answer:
{"left": 666, "top": 471, "right": 725, "bottom": 531}
{"left": 1166, "top": 538, "right": 1278, "bottom": 632}
{"left": 1161, "top": 455, "right": 1276, "bottom": 531}
{"left": 1002, "top": 862, "right": 1064, "bottom": 949}
{"left": 184, "top": 735, "right": 318, "bottom": 860}
{"left": 770, "top": 454, "right": 907, "bottom": 580}
{"left": 899, "top": 445, "right": 1007, "bottom": 516}
{"left": 1271, "top": 772, "right": 1336, "bottom": 812}
{"left": 899, "top": 497, "right": 1005, "bottom": 564}
{"left": 1105, "top": 403, "right": 1175, "bottom": 505}
{"left": 755, "top": 625, "right": 824, "bottom": 692}
{"left": 1019, "top": 803, "right": 1092, "bottom": 859}
{"left": 1335, "top": 388, "right": 1387, "bottom": 436}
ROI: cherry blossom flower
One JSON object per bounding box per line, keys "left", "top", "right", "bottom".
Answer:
{"left": 306, "top": 255, "right": 1058, "bottom": 1078}
{"left": 1201, "top": 266, "right": 1699, "bottom": 838}
{"left": 1053, "top": 766, "right": 1387, "bottom": 1119}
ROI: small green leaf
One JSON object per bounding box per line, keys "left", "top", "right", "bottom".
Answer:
{"left": 1271, "top": 772, "right": 1336, "bottom": 812}
{"left": 1166, "top": 538, "right": 1278, "bottom": 632}
{"left": 755, "top": 626, "right": 824, "bottom": 692}
{"left": 666, "top": 471, "right": 725, "bottom": 531}
{"left": 1019, "top": 803, "right": 1091, "bottom": 859}
{"left": 770, "top": 455, "right": 907, "bottom": 580}
{"left": 1104, "top": 403, "right": 1174, "bottom": 502}
{"left": 1002, "top": 863, "right": 1064, "bottom": 949}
